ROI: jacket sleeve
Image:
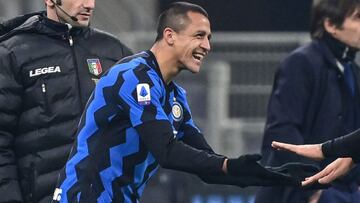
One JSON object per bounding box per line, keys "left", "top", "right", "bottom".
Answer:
{"left": 0, "top": 12, "right": 43, "bottom": 36}
{"left": 322, "top": 128, "right": 360, "bottom": 163}
{"left": 261, "top": 52, "right": 316, "bottom": 166}
{"left": 0, "top": 45, "right": 23, "bottom": 202}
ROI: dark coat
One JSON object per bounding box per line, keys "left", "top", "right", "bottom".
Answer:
{"left": 0, "top": 13, "right": 132, "bottom": 203}
{"left": 256, "top": 39, "right": 360, "bottom": 203}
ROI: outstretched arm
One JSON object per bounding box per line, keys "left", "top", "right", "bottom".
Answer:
{"left": 272, "top": 127, "right": 360, "bottom": 162}
{"left": 271, "top": 141, "right": 324, "bottom": 160}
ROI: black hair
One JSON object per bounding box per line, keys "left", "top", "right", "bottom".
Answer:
{"left": 311, "top": 0, "right": 360, "bottom": 39}
{"left": 155, "top": 1, "right": 208, "bottom": 42}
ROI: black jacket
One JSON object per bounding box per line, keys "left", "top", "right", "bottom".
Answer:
{"left": 256, "top": 37, "right": 360, "bottom": 203}
{"left": 0, "top": 13, "right": 132, "bottom": 203}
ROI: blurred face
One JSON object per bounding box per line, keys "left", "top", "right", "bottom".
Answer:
{"left": 330, "top": 9, "right": 360, "bottom": 49}
{"left": 47, "top": 0, "right": 95, "bottom": 27}
{"left": 173, "top": 11, "right": 211, "bottom": 73}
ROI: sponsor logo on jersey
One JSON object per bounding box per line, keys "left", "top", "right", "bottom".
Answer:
{"left": 87, "top": 58, "right": 103, "bottom": 76}
{"left": 172, "top": 101, "right": 183, "bottom": 121}
{"left": 29, "top": 66, "right": 61, "bottom": 77}
{"left": 52, "top": 188, "right": 62, "bottom": 201}
{"left": 136, "top": 83, "right": 151, "bottom": 105}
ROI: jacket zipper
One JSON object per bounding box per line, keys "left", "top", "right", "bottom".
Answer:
{"left": 66, "top": 24, "right": 84, "bottom": 111}
{"left": 41, "top": 83, "right": 50, "bottom": 115}
{"left": 27, "top": 162, "right": 36, "bottom": 203}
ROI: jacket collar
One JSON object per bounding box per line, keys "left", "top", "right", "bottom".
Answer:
{"left": 0, "top": 12, "right": 90, "bottom": 42}
{"left": 322, "top": 32, "right": 357, "bottom": 63}
{"left": 39, "top": 14, "right": 89, "bottom": 37}
{"left": 315, "top": 36, "right": 358, "bottom": 73}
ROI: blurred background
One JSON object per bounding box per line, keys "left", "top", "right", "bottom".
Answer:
{"left": 1, "top": 0, "right": 358, "bottom": 203}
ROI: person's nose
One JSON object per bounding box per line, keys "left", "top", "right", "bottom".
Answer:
{"left": 200, "top": 38, "right": 211, "bottom": 52}
{"left": 84, "top": 0, "right": 95, "bottom": 10}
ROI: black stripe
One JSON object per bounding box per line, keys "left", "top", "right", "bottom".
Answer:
{"left": 112, "top": 139, "right": 149, "bottom": 202}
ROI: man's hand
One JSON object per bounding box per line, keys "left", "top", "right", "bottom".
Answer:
{"left": 226, "top": 154, "right": 265, "bottom": 176}
{"left": 302, "top": 157, "right": 354, "bottom": 186}
{"left": 272, "top": 141, "right": 324, "bottom": 160}
{"left": 224, "top": 154, "right": 318, "bottom": 186}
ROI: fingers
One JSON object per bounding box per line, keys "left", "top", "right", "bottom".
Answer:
{"left": 271, "top": 141, "right": 298, "bottom": 152}
{"left": 318, "top": 173, "right": 337, "bottom": 184}
{"left": 272, "top": 141, "right": 324, "bottom": 160}
{"left": 302, "top": 176, "right": 319, "bottom": 186}
{"left": 301, "top": 166, "right": 333, "bottom": 186}
{"left": 302, "top": 158, "right": 354, "bottom": 187}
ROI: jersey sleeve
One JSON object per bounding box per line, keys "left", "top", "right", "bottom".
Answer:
{"left": 115, "top": 67, "right": 225, "bottom": 175}
{"left": 116, "top": 67, "right": 168, "bottom": 127}
{"left": 174, "top": 86, "right": 217, "bottom": 154}
{"left": 175, "top": 86, "right": 201, "bottom": 136}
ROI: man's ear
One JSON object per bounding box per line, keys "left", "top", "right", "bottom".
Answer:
{"left": 324, "top": 18, "right": 338, "bottom": 35}
{"left": 163, "top": 27, "right": 175, "bottom": 46}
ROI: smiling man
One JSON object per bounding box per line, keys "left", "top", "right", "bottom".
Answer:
{"left": 52, "top": 2, "right": 321, "bottom": 203}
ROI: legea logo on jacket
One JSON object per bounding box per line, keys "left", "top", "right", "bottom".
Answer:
{"left": 29, "top": 66, "right": 61, "bottom": 77}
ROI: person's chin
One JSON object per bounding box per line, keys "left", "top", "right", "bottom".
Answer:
{"left": 74, "top": 20, "right": 90, "bottom": 27}
{"left": 187, "top": 65, "right": 201, "bottom": 73}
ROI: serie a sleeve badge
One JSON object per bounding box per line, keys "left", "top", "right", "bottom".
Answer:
{"left": 136, "top": 83, "right": 151, "bottom": 105}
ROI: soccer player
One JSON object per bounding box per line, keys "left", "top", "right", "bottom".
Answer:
{"left": 53, "top": 2, "right": 315, "bottom": 202}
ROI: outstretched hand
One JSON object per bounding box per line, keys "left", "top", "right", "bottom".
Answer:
{"left": 224, "top": 154, "right": 322, "bottom": 187}
{"left": 226, "top": 154, "right": 299, "bottom": 186}
{"left": 271, "top": 141, "right": 325, "bottom": 160}
{"left": 302, "top": 158, "right": 354, "bottom": 186}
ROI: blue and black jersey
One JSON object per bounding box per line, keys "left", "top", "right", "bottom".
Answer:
{"left": 55, "top": 51, "right": 225, "bottom": 203}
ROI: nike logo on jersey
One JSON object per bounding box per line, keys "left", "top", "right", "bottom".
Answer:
{"left": 29, "top": 66, "right": 61, "bottom": 77}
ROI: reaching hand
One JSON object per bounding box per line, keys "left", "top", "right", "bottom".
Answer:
{"left": 302, "top": 157, "right": 354, "bottom": 186}
{"left": 226, "top": 154, "right": 291, "bottom": 179}
{"left": 266, "top": 162, "right": 319, "bottom": 182}
{"left": 225, "top": 154, "right": 320, "bottom": 187}
{"left": 271, "top": 141, "right": 324, "bottom": 160}
{"left": 217, "top": 154, "right": 300, "bottom": 186}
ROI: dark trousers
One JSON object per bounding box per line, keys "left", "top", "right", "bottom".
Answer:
{"left": 255, "top": 183, "right": 360, "bottom": 203}
{"left": 318, "top": 183, "right": 360, "bottom": 203}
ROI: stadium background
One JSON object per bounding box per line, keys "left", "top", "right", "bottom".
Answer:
{"left": 1, "top": 1, "right": 359, "bottom": 203}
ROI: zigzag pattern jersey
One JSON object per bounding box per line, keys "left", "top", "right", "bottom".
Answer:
{"left": 55, "top": 51, "right": 224, "bottom": 203}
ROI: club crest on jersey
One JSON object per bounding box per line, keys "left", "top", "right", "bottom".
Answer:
{"left": 172, "top": 101, "right": 183, "bottom": 121}
{"left": 87, "top": 59, "right": 102, "bottom": 76}
{"left": 136, "top": 83, "right": 151, "bottom": 105}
